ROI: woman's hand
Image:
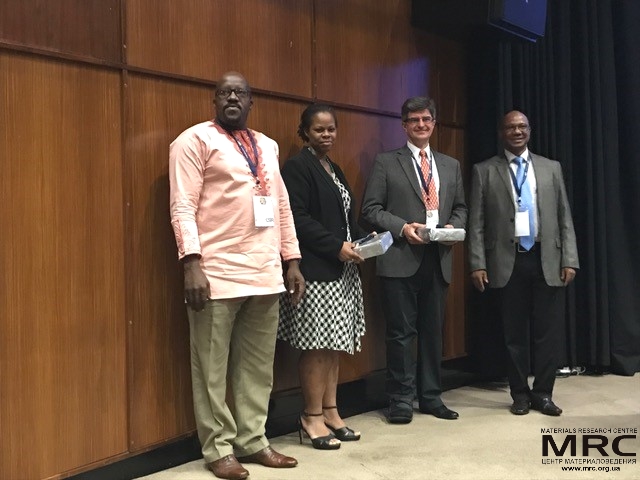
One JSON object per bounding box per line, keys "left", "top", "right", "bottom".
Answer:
{"left": 338, "top": 241, "right": 365, "bottom": 264}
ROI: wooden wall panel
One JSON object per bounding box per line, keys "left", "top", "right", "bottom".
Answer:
{"left": 435, "top": 38, "right": 468, "bottom": 126}
{"left": 126, "top": 0, "right": 313, "bottom": 97}
{"left": 248, "top": 95, "right": 306, "bottom": 160}
{"left": 125, "top": 74, "right": 212, "bottom": 450}
{"left": 315, "top": 0, "right": 437, "bottom": 112}
{"left": 0, "top": 0, "right": 121, "bottom": 61}
{"left": 444, "top": 242, "right": 467, "bottom": 359}
{"left": 0, "top": 51, "right": 126, "bottom": 479}
{"left": 438, "top": 126, "right": 468, "bottom": 359}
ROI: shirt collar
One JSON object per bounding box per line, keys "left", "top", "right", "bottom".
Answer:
{"left": 504, "top": 148, "right": 530, "bottom": 163}
{"left": 407, "top": 141, "right": 432, "bottom": 159}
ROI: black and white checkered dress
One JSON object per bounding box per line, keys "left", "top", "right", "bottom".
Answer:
{"left": 278, "top": 175, "right": 366, "bottom": 354}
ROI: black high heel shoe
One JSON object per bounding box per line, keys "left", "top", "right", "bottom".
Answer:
{"left": 298, "top": 412, "right": 341, "bottom": 450}
{"left": 323, "top": 406, "right": 361, "bottom": 441}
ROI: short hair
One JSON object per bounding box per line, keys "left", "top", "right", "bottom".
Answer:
{"left": 500, "top": 110, "right": 530, "bottom": 129}
{"left": 297, "top": 104, "right": 338, "bottom": 142}
{"left": 401, "top": 96, "right": 437, "bottom": 121}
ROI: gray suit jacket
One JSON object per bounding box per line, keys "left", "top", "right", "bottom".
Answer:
{"left": 361, "top": 145, "right": 467, "bottom": 282}
{"left": 468, "top": 152, "right": 579, "bottom": 288}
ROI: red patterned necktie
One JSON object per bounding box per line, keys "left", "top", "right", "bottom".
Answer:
{"left": 419, "top": 149, "right": 439, "bottom": 210}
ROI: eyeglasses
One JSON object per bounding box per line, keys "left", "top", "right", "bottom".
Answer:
{"left": 405, "top": 116, "right": 435, "bottom": 125}
{"left": 504, "top": 123, "right": 530, "bottom": 132}
{"left": 216, "top": 88, "right": 250, "bottom": 99}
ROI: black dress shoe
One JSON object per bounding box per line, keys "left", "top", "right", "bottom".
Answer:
{"left": 419, "top": 405, "right": 459, "bottom": 420}
{"left": 298, "top": 411, "right": 341, "bottom": 450}
{"left": 510, "top": 398, "right": 530, "bottom": 415}
{"left": 531, "top": 397, "right": 562, "bottom": 416}
{"left": 326, "top": 424, "right": 361, "bottom": 441}
{"left": 323, "top": 405, "right": 361, "bottom": 441}
{"left": 388, "top": 400, "right": 413, "bottom": 424}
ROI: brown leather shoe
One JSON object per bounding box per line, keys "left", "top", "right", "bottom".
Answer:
{"left": 206, "top": 455, "right": 249, "bottom": 480}
{"left": 237, "top": 446, "right": 298, "bottom": 468}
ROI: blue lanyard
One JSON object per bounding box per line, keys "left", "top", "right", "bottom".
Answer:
{"left": 508, "top": 158, "right": 530, "bottom": 203}
{"left": 229, "top": 129, "right": 260, "bottom": 178}
{"left": 413, "top": 151, "right": 434, "bottom": 193}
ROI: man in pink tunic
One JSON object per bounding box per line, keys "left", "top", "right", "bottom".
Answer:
{"left": 169, "top": 71, "right": 304, "bottom": 480}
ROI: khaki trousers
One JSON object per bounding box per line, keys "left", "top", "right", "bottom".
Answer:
{"left": 188, "top": 294, "right": 279, "bottom": 463}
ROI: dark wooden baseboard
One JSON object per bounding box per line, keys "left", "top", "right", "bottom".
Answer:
{"left": 69, "top": 358, "right": 475, "bottom": 480}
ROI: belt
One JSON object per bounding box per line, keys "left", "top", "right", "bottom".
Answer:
{"left": 516, "top": 242, "right": 539, "bottom": 253}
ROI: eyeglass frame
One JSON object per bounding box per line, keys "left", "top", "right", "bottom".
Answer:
{"left": 503, "top": 123, "right": 530, "bottom": 133}
{"left": 404, "top": 115, "right": 436, "bottom": 125}
{"left": 215, "top": 88, "right": 251, "bottom": 99}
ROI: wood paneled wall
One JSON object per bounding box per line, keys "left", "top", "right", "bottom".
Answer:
{"left": 0, "top": 0, "right": 121, "bottom": 61}
{"left": 0, "top": 51, "right": 127, "bottom": 479}
{"left": 0, "top": 1, "right": 468, "bottom": 478}
{"left": 126, "top": 0, "right": 314, "bottom": 96}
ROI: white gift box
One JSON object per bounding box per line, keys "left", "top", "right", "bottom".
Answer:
{"left": 353, "top": 231, "right": 394, "bottom": 259}
{"left": 417, "top": 227, "right": 466, "bottom": 243}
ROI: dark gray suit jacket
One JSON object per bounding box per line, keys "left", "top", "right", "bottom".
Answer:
{"left": 361, "top": 145, "right": 467, "bottom": 282}
{"left": 468, "top": 152, "right": 579, "bottom": 288}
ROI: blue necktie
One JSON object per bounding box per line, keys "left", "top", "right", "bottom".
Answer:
{"left": 514, "top": 157, "right": 535, "bottom": 250}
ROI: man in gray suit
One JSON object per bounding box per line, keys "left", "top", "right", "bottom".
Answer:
{"left": 361, "top": 97, "right": 467, "bottom": 424}
{"left": 468, "top": 110, "right": 578, "bottom": 416}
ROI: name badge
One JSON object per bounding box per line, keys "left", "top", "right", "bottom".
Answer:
{"left": 426, "top": 209, "right": 439, "bottom": 229}
{"left": 514, "top": 209, "right": 531, "bottom": 236}
{"left": 253, "top": 196, "right": 275, "bottom": 227}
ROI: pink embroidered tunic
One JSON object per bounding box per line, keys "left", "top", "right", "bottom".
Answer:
{"left": 169, "top": 121, "right": 300, "bottom": 300}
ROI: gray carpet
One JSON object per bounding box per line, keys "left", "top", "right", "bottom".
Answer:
{"left": 138, "top": 373, "right": 639, "bottom": 480}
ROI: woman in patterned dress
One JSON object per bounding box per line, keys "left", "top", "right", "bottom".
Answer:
{"left": 279, "top": 104, "right": 368, "bottom": 450}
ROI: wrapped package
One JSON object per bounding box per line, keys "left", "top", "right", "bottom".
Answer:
{"left": 353, "top": 231, "right": 394, "bottom": 259}
{"left": 417, "top": 227, "right": 466, "bottom": 243}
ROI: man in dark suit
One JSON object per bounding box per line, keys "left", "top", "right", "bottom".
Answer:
{"left": 468, "top": 110, "right": 579, "bottom": 416}
{"left": 361, "top": 96, "right": 467, "bottom": 423}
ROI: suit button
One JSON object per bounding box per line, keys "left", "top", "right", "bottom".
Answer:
{"left": 510, "top": 218, "right": 514, "bottom": 223}
{"left": 510, "top": 239, "right": 514, "bottom": 244}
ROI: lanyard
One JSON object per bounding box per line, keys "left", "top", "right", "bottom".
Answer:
{"left": 508, "top": 158, "right": 530, "bottom": 203}
{"left": 413, "top": 151, "right": 434, "bottom": 193}
{"left": 229, "top": 129, "right": 260, "bottom": 178}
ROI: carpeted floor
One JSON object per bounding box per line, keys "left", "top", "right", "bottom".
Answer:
{"left": 138, "top": 373, "right": 639, "bottom": 480}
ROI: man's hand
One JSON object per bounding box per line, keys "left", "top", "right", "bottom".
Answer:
{"left": 183, "top": 256, "right": 210, "bottom": 312}
{"left": 440, "top": 223, "right": 459, "bottom": 246}
{"left": 285, "top": 259, "right": 305, "bottom": 306}
{"left": 561, "top": 267, "right": 576, "bottom": 286}
{"left": 471, "top": 269, "right": 489, "bottom": 292}
{"left": 402, "top": 222, "right": 428, "bottom": 245}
